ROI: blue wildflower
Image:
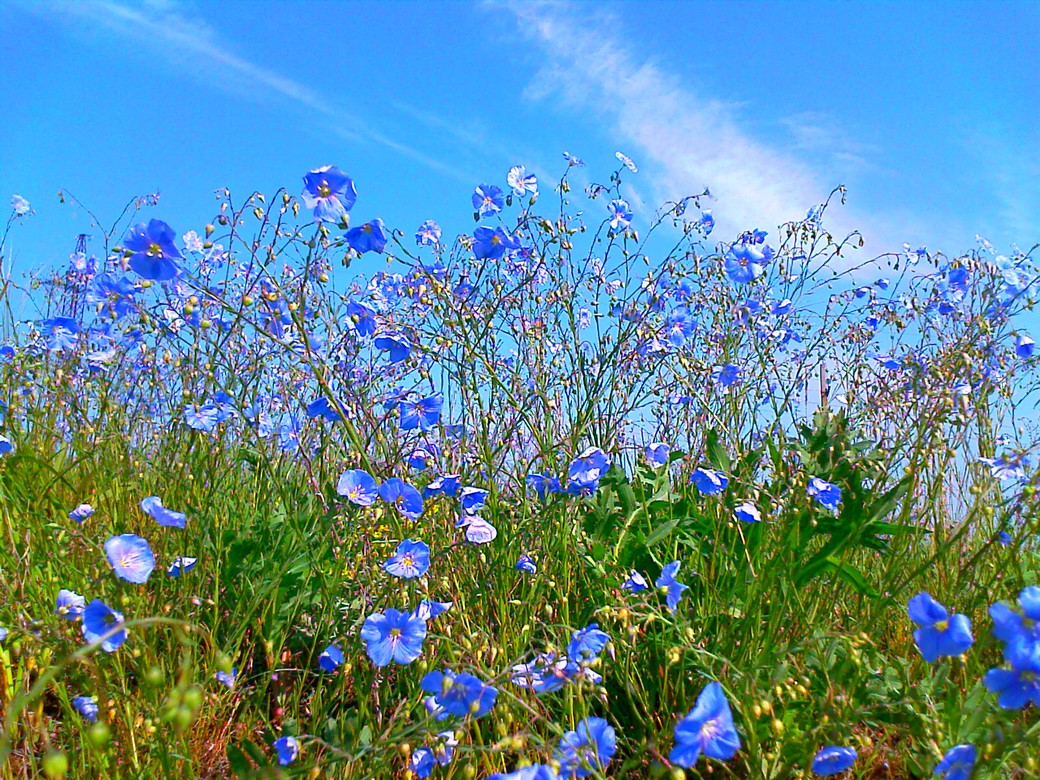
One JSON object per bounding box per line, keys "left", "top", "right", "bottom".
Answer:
{"left": 374, "top": 332, "right": 412, "bottom": 363}
{"left": 690, "top": 467, "right": 728, "bottom": 495}
{"left": 507, "top": 166, "right": 538, "bottom": 197}
{"left": 670, "top": 681, "right": 741, "bottom": 766}
{"left": 378, "top": 478, "right": 424, "bottom": 520}
{"left": 812, "top": 746, "right": 857, "bottom": 776}
{"left": 567, "top": 623, "right": 609, "bottom": 663}
{"left": 516, "top": 554, "right": 537, "bottom": 574}
{"left": 646, "top": 442, "right": 670, "bottom": 467}
{"left": 73, "top": 695, "right": 98, "bottom": 723}
{"left": 734, "top": 501, "right": 761, "bottom": 523}
{"left": 622, "top": 571, "right": 648, "bottom": 593}
{"left": 55, "top": 589, "right": 86, "bottom": 620}
{"left": 607, "top": 199, "right": 632, "bottom": 231}
{"left": 301, "top": 165, "right": 356, "bottom": 223}
{"left": 360, "top": 608, "right": 427, "bottom": 667}
{"left": 400, "top": 393, "right": 443, "bottom": 431}
{"left": 167, "top": 556, "right": 198, "bottom": 577}
{"left": 139, "top": 495, "right": 188, "bottom": 528}
{"left": 656, "top": 561, "right": 689, "bottom": 613}
{"left": 990, "top": 585, "right": 1040, "bottom": 648}
{"left": 346, "top": 218, "right": 387, "bottom": 254}
{"left": 460, "top": 486, "right": 488, "bottom": 513}
{"left": 807, "top": 477, "right": 842, "bottom": 511}
{"left": 104, "top": 534, "right": 155, "bottom": 584}
{"left": 122, "top": 219, "right": 183, "bottom": 281}
{"left": 723, "top": 239, "right": 772, "bottom": 284}
{"left": 555, "top": 717, "right": 617, "bottom": 778}
{"left": 567, "top": 447, "right": 609, "bottom": 493}
{"left": 984, "top": 639, "right": 1040, "bottom": 709}
{"left": 384, "top": 539, "right": 431, "bottom": 579}
{"left": 415, "top": 219, "right": 442, "bottom": 247}
{"left": 934, "top": 744, "right": 976, "bottom": 780}
{"left": 424, "top": 473, "right": 462, "bottom": 498}
{"left": 420, "top": 669, "right": 498, "bottom": 719}
{"left": 472, "top": 226, "right": 516, "bottom": 260}
{"left": 273, "top": 736, "right": 298, "bottom": 766}
{"left": 907, "top": 592, "right": 973, "bottom": 663}
{"left": 472, "top": 184, "right": 505, "bottom": 216}
{"left": 336, "top": 469, "right": 379, "bottom": 506}
{"left": 81, "top": 599, "right": 127, "bottom": 652}
{"left": 215, "top": 668, "right": 237, "bottom": 689}
{"left": 319, "top": 644, "right": 344, "bottom": 672}
{"left": 68, "top": 503, "right": 94, "bottom": 523}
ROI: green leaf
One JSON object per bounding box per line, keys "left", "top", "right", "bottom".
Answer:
{"left": 645, "top": 516, "right": 683, "bottom": 547}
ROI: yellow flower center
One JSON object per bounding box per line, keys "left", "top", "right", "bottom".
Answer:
{"left": 148, "top": 242, "right": 163, "bottom": 256}
{"left": 317, "top": 182, "right": 332, "bottom": 198}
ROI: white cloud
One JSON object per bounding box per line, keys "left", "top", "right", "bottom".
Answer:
{"left": 502, "top": 1, "right": 912, "bottom": 257}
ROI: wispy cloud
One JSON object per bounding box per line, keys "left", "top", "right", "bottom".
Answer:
{"left": 18, "top": 0, "right": 470, "bottom": 181}
{"left": 502, "top": 0, "right": 913, "bottom": 255}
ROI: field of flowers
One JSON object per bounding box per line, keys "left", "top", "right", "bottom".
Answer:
{"left": 1, "top": 156, "right": 1038, "bottom": 779}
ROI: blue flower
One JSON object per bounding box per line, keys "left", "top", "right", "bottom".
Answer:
{"left": 39, "top": 317, "right": 80, "bottom": 352}
{"left": 273, "top": 735, "right": 299, "bottom": 766}
{"left": 990, "top": 585, "right": 1040, "bottom": 648}
{"left": 55, "top": 589, "right": 86, "bottom": 620}
{"left": 907, "top": 592, "right": 973, "bottom": 663}
{"left": 167, "top": 556, "right": 198, "bottom": 577}
{"left": 811, "top": 746, "right": 857, "bottom": 776}
{"left": 337, "top": 469, "right": 379, "bottom": 506}
{"left": 215, "top": 668, "right": 237, "bottom": 688}
{"left": 104, "top": 534, "right": 155, "bottom": 584}
{"left": 734, "top": 501, "right": 761, "bottom": 523}
{"left": 347, "top": 298, "right": 378, "bottom": 337}
{"left": 472, "top": 226, "right": 516, "bottom": 260}
{"left": 723, "top": 238, "right": 772, "bottom": 284}
{"left": 516, "top": 554, "right": 537, "bottom": 574}
{"left": 458, "top": 514, "right": 497, "bottom": 544}
{"left": 656, "top": 561, "right": 689, "bottom": 613}
{"left": 0, "top": 436, "right": 12, "bottom": 456}
{"left": 374, "top": 332, "right": 412, "bottom": 363}
{"left": 139, "top": 495, "right": 188, "bottom": 528}
{"left": 711, "top": 363, "right": 742, "bottom": 388}
{"left": 526, "top": 472, "right": 561, "bottom": 499}
{"left": 807, "top": 477, "right": 842, "bottom": 511}
{"left": 72, "top": 695, "right": 98, "bottom": 723}
{"left": 415, "top": 219, "right": 442, "bottom": 247}
{"left": 346, "top": 218, "right": 387, "bottom": 254}
{"left": 68, "top": 503, "right": 94, "bottom": 523}
{"left": 507, "top": 165, "right": 538, "bottom": 198}
{"left": 301, "top": 165, "right": 356, "bottom": 223}
{"left": 1015, "top": 334, "right": 1035, "bottom": 359}
{"left": 984, "top": 638, "right": 1040, "bottom": 709}
{"left": 472, "top": 184, "right": 505, "bottom": 216}
{"left": 697, "top": 210, "right": 715, "bottom": 235}
{"left": 460, "top": 486, "right": 488, "bottom": 513}
{"left": 645, "top": 442, "right": 670, "bottom": 468}
{"left": 607, "top": 199, "right": 632, "bottom": 231}
{"left": 81, "top": 599, "right": 127, "bottom": 652}
{"left": 400, "top": 393, "right": 443, "bottom": 431}
{"left": 306, "top": 396, "right": 346, "bottom": 422}
{"left": 934, "top": 744, "right": 976, "bottom": 780}
{"left": 690, "top": 467, "right": 728, "bottom": 495}
{"left": 122, "top": 219, "right": 183, "bottom": 281}
{"left": 567, "top": 623, "right": 609, "bottom": 663}
{"left": 424, "top": 473, "right": 462, "bottom": 498}
{"left": 384, "top": 539, "right": 430, "bottom": 579}
{"left": 360, "top": 608, "right": 427, "bottom": 667}
{"left": 487, "top": 766, "right": 560, "bottom": 780}
{"left": 420, "top": 669, "right": 498, "bottom": 719}
{"left": 319, "top": 644, "right": 344, "bottom": 672}
{"left": 567, "top": 447, "right": 609, "bottom": 493}
{"left": 411, "top": 600, "right": 453, "bottom": 622}
{"left": 622, "top": 571, "right": 648, "bottom": 593}
{"left": 378, "top": 478, "right": 425, "bottom": 520}
{"left": 670, "top": 681, "right": 741, "bottom": 766}
{"left": 555, "top": 717, "right": 616, "bottom": 778}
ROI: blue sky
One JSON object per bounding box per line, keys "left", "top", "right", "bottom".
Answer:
{"left": 1, "top": 0, "right": 1037, "bottom": 281}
